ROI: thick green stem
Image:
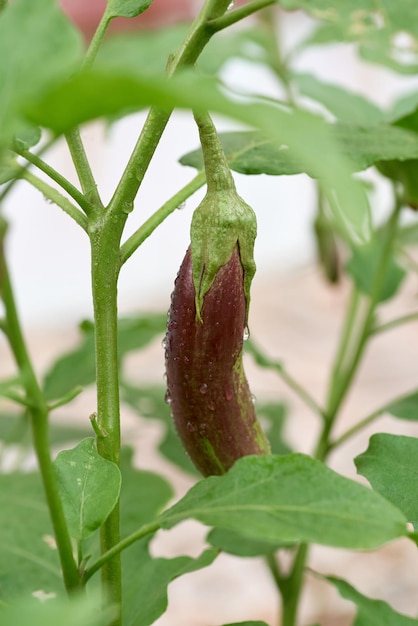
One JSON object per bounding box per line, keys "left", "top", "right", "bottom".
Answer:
{"left": 194, "top": 111, "right": 235, "bottom": 192}
{"left": 281, "top": 544, "right": 309, "bottom": 626}
{"left": 0, "top": 248, "right": 80, "bottom": 593}
{"left": 89, "top": 213, "right": 125, "bottom": 624}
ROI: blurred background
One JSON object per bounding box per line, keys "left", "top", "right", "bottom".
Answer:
{"left": 3, "top": 0, "right": 418, "bottom": 328}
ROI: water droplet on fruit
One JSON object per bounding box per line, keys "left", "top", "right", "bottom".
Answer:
{"left": 164, "top": 390, "right": 172, "bottom": 404}
{"left": 177, "top": 201, "right": 186, "bottom": 210}
{"left": 168, "top": 320, "right": 178, "bottom": 330}
{"left": 161, "top": 337, "right": 167, "bottom": 349}
{"left": 225, "top": 387, "right": 233, "bottom": 401}
{"left": 207, "top": 399, "right": 215, "bottom": 411}
{"left": 251, "top": 393, "right": 256, "bottom": 404}
{"left": 199, "top": 383, "right": 208, "bottom": 394}
{"left": 243, "top": 326, "right": 250, "bottom": 341}
{"left": 186, "top": 421, "right": 197, "bottom": 433}
{"left": 227, "top": 0, "right": 235, "bottom": 9}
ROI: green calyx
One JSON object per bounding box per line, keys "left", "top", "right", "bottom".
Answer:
{"left": 190, "top": 186, "right": 257, "bottom": 322}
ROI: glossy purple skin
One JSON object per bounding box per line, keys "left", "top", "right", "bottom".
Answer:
{"left": 165, "top": 247, "right": 270, "bottom": 476}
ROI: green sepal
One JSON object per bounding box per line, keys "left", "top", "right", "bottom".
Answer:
{"left": 190, "top": 187, "right": 257, "bottom": 322}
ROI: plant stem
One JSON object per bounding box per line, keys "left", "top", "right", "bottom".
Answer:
{"left": 277, "top": 203, "right": 402, "bottom": 625}
{"left": 15, "top": 146, "right": 93, "bottom": 215}
{"left": 83, "top": 9, "right": 111, "bottom": 71}
{"left": 194, "top": 111, "right": 235, "bottom": 192}
{"left": 21, "top": 169, "right": 88, "bottom": 230}
{"left": 82, "top": 520, "right": 161, "bottom": 584}
{"left": 247, "top": 340, "right": 326, "bottom": 421}
{"left": 65, "top": 129, "right": 103, "bottom": 212}
{"left": 0, "top": 249, "right": 80, "bottom": 592}
{"left": 281, "top": 544, "right": 309, "bottom": 626}
{"left": 120, "top": 171, "right": 206, "bottom": 264}
{"left": 207, "top": 0, "right": 276, "bottom": 31}
{"left": 326, "top": 204, "right": 402, "bottom": 422}
{"left": 89, "top": 213, "right": 125, "bottom": 624}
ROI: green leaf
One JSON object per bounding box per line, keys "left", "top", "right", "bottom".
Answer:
{"left": 43, "top": 314, "right": 166, "bottom": 401}
{"left": 96, "top": 25, "right": 187, "bottom": 78}
{"left": 0, "top": 594, "right": 113, "bottom": 626}
{"left": 327, "top": 575, "right": 418, "bottom": 625}
{"left": 117, "top": 450, "right": 214, "bottom": 626}
{"left": 54, "top": 438, "right": 121, "bottom": 540}
{"left": 355, "top": 433, "right": 418, "bottom": 529}
{"left": 207, "top": 527, "right": 283, "bottom": 557}
{"left": 385, "top": 390, "right": 418, "bottom": 421}
{"left": 120, "top": 383, "right": 199, "bottom": 476}
{"left": 377, "top": 159, "right": 418, "bottom": 209}
{"left": 0, "top": 471, "right": 63, "bottom": 602}
{"left": 292, "top": 72, "right": 385, "bottom": 126}
{"left": 0, "top": 0, "right": 82, "bottom": 150}
{"left": 160, "top": 454, "right": 407, "bottom": 549}
{"left": 111, "top": 449, "right": 217, "bottom": 626}
{"left": 25, "top": 69, "right": 371, "bottom": 244}
{"left": 123, "top": 543, "right": 218, "bottom": 626}
{"left": 346, "top": 237, "right": 406, "bottom": 303}
{"left": 180, "top": 124, "right": 418, "bottom": 176}
{"left": 106, "top": 0, "right": 153, "bottom": 19}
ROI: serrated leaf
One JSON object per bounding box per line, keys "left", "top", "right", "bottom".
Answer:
{"left": 0, "top": 0, "right": 82, "bottom": 149}
{"left": 106, "top": 0, "right": 153, "bottom": 19}
{"left": 346, "top": 236, "right": 406, "bottom": 303}
{"left": 25, "top": 69, "right": 371, "bottom": 244}
{"left": 160, "top": 454, "right": 407, "bottom": 549}
{"left": 385, "top": 390, "right": 418, "bottom": 421}
{"left": 43, "top": 314, "right": 166, "bottom": 401}
{"left": 327, "top": 575, "right": 418, "bottom": 625}
{"left": 355, "top": 433, "right": 418, "bottom": 529}
{"left": 292, "top": 72, "right": 384, "bottom": 126}
{"left": 54, "top": 438, "right": 121, "bottom": 540}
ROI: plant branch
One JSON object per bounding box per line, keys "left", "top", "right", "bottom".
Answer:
{"left": 82, "top": 520, "right": 161, "bottom": 584}
{"left": 120, "top": 171, "right": 206, "bottom": 264}
{"left": 0, "top": 246, "right": 80, "bottom": 592}
{"left": 83, "top": 8, "right": 112, "bottom": 71}
{"left": 65, "top": 129, "right": 103, "bottom": 212}
{"left": 207, "top": 0, "right": 276, "bottom": 32}
{"left": 246, "top": 340, "right": 326, "bottom": 421}
{"left": 21, "top": 170, "right": 88, "bottom": 230}
{"left": 14, "top": 146, "right": 93, "bottom": 215}
{"left": 329, "top": 406, "right": 386, "bottom": 450}
{"left": 372, "top": 311, "right": 418, "bottom": 335}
